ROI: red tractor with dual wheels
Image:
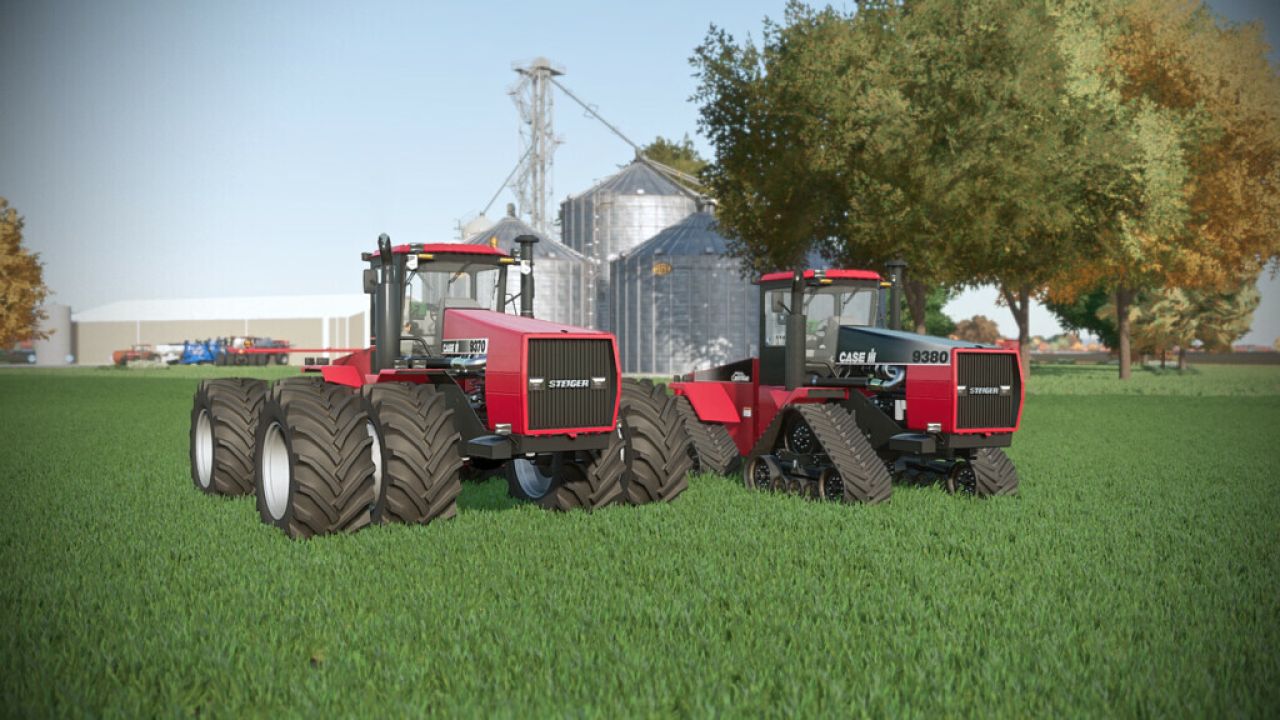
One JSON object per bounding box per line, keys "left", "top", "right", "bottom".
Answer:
{"left": 190, "top": 234, "right": 691, "bottom": 538}
{"left": 671, "top": 263, "right": 1024, "bottom": 503}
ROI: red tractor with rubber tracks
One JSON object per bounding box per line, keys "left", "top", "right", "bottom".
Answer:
{"left": 670, "top": 263, "right": 1023, "bottom": 502}
{"left": 189, "top": 234, "right": 692, "bottom": 538}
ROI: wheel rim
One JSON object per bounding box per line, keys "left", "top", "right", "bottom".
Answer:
{"left": 512, "top": 458, "right": 554, "bottom": 499}
{"left": 748, "top": 457, "right": 772, "bottom": 490}
{"left": 785, "top": 420, "right": 816, "bottom": 454}
{"left": 819, "top": 468, "right": 843, "bottom": 502}
{"left": 948, "top": 463, "right": 977, "bottom": 495}
{"left": 367, "top": 421, "right": 383, "bottom": 505}
{"left": 261, "top": 422, "right": 291, "bottom": 520}
{"left": 195, "top": 409, "right": 213, "bottom": 488}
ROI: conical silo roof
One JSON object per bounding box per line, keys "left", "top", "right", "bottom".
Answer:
{"left": 623, "top": 210, "right": 731, "bottom": 259}
{"left": 464, "top": 208, "right": 587, "bottom": 262}
{"left": 570, "top": 159, "right": 696, "bottom": 200}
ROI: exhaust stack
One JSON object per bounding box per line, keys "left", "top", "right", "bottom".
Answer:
{"left": 515, "top": 234, "right": 538, "bottom": 318}
{"left": 886, "top": 258, "right": 907, "bottom": 331}
{"left": 372, "top": 233, "right": 404, "bottom": 373}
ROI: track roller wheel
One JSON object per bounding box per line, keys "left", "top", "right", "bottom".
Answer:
{"left": 363, "top": 382, "right": 462, "bottom": 525}
{"left": 674, "top": 395, "right": 741, "bottom": 476}
{"left": 947, "top": 448, "right": 1019, "bottom": 497}
{"left": 743, "top": 454, "right": 783, "bottom": 491}
{"left": 618, "top": 379, "right": 693, "bottom": 505}
{"left": 791, "top": 404, "right": 892, "bottom": 504}
{"left": 255, "top": 377, "right": 377, "bottom": 538}
{"left": 190, "top": 378, "right": 267, "bottom": 495}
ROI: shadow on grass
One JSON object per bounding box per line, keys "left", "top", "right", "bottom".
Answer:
{"left": 457, "top": 476, "right": 521, "bottom": 513}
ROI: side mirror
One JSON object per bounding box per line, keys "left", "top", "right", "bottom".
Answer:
{"left": 363, "top": 269, "right": 377, "bottom": 294}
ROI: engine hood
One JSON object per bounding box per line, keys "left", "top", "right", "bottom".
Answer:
{"left": 833, "top": 326, "right": 996, "bottom": 367}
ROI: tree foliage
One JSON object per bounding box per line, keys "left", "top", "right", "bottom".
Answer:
{"left": 639, "top": 135, "right": 708, "bottom": 186}
{"left": 1048, "top": 0, "right": 1280, "bottom": 378}
{"left": 1044, "top": 286, "right": 1119, "bottom": 349}
{"left": 954, "top": 315, "right": 1003, "bottom": 345}
{"left": 0, "top": 198, "right": 48, "bottom": 349}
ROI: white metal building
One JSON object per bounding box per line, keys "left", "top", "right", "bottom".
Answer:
{"left": 72, "top": 295, "right": 369, "bottom": 366}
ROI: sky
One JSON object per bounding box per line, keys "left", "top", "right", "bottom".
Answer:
{"left": 2, "top": 0, "right": 1278, "bottom": 345}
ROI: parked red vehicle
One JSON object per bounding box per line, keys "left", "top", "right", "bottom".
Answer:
{"left": 671, "top": 264, "right": 1023, "bottom": 503}
{"left": 189, "top": 234, "right": 690, "bottom": 538}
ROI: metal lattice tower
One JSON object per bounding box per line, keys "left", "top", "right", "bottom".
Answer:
{"left": 509, "top": 58, "right": 563, "bottom": 236}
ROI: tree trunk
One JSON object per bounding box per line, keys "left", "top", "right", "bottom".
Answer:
{"left": 1160, "top": 349, "right": 1166, "bottom": 369}
{"left": 905, "top": 280, "right": 928, "bottom": 335}
{"left": 1177, "top": 346, "right": 1187, "bottom": 372}
{"left": 1000, "top": 285, "right": 1033, "bottom": 381}
{"left": 1116, "top": 286, "right": 1133, "bottom": 380}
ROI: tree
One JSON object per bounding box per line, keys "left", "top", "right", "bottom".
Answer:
{"left": 0, "top": 198, "right": 48, "bottom": 349}
{"left": 1101, "top": 280, "right": 1260, "bottom": 369}
{"left": 691, "top": 4, "right": 967, "bottom": 316}
{"left": 1044, "top": 285, "right": 1118, "bottom": 349}
{"left": 901, "top": 285, "right": 956, "bottom": 338}
{"left": 1049, "top": 0, "right": 1280, "bottom": 379}
{"left": 954, "top": 315, "right": 1003, "bottom": 345}
{"left": 640, "top": 135, "right": 708, "bottom": 190}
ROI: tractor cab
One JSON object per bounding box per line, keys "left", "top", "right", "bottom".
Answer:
{"left": 757, "top": 269, "right": 886, "bottom": 387}
{"left": 363, "top": 241, "right": 520, "bottom": 370}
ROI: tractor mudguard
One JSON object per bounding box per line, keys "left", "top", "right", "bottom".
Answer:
{"left": 320, "top": 364, "right": 364, "bottom": 388}
{"left": 670, "top": 382, "right": 740, "bottom": 425}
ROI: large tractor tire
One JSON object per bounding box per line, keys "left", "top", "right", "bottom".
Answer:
{"left": 362, "top": 382, "right": 462, "bottom": 525}
{"left": 947, "top": 448, "right": 1019, "bottom": 497}
{"left": 674, "top": 395, "right": 741, "bottom": 476}
{"left": 506, "top": 442, "right": 626, "bottom": 512}
{"left": 792, "top": 404, "right": 892, "bottom": 504}
{"left": 254, "top": 377, "right": 377, "bottom": 539}
{"left": 618, "top": 379, "right": 693, "bottom": 505}
{"left": 189, "top": 378, "right": 267, "bottom": 496}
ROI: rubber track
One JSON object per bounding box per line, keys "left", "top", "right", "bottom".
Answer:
{"left": 619, "top": 379, "right": 694, "bottom": 505}
{"left": 675, "top": 395, "right": 741, "bottom": 476}
{"left": 364, "top": 383, "right": 462, "bottom": 524}
{"left": 793, "top": 404, "right": 892, "bottom": 504}
{"left": 970, "top": 447, "right": 1020, "bottom": 497}
{"left": 260, "top": 378, "right": 376, "bottom": 538}
{"left": 192, "top": 378, "right": 266, "bottom": 495}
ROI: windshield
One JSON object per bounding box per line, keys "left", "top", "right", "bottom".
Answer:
{"left": 402, "top": 262, "right": 503, "bottom": 355}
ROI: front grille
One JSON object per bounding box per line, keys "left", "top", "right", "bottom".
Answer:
{"left": 956, "top": 352, "right": 1021, "bottom": 430}
{"left": 527, "top": 338, "right": 617, "bottom": 431}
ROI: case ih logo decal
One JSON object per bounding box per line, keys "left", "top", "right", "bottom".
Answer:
{"left": 442, "top": 338, "right": 488, "bottom": 355}
{"left": 837, "top": 349, "right": 877, "bottom": 365}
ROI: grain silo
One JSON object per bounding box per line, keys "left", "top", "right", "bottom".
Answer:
{"left": 561, "top": 159, "right": 699, "bottom": 329}
{"left": 610, "top": 209, "right": 759, "bottom": 375}
{"left": 465, "top": 205, "right": 590, "bottom": 327}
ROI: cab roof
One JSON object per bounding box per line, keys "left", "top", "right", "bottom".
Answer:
{"left": 757, "top": 269, "right": 882, "bottom": 284}
{"left": 366, "top": 243, "right": 512, "bottom": 259}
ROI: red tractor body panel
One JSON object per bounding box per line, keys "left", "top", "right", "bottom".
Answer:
{"left": 443, "top": 309, "right": 620, "bottom": 436}
{"left": 905, "top": 348, "right": 1024, "bottom": 434}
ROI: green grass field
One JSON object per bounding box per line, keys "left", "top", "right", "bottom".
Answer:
{"left": 2, "top": 365, "right": 1277, "bottom": 717}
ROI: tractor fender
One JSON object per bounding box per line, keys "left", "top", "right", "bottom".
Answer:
{"left": 320, "top": 364, "right": 364, "bottom": 388}
{"left": 670, "top": 382, "right": 740, "bottom": 425}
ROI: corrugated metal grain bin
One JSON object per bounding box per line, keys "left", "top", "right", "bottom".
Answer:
{"left": 560, "top": 160, "right": 698, "bottom": 329}
{"left": 610, "top": 210, "right": 758, "bottom": 374}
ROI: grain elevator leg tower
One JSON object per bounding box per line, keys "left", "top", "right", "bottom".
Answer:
{"left": 188, "top": 234, "right": 693, "bottom": 539}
